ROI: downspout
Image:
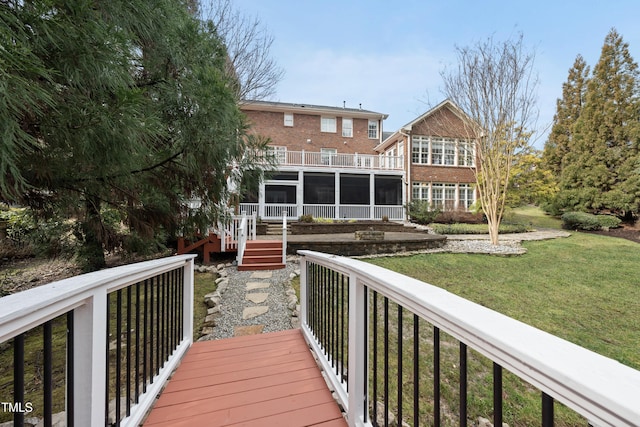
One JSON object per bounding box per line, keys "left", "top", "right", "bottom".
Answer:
{"left": 399, "top": 128, "right": 411, "bottom": 220}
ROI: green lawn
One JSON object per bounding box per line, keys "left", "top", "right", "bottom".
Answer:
{"left": 368, "top": 232, "right": 640, "bottom": 370}
{"left": 504, "top": 205, "right": 563, "bottom": 229}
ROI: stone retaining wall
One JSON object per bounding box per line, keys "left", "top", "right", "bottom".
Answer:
{"left": 291, "top": 221, "right": 415, "bottom": 235}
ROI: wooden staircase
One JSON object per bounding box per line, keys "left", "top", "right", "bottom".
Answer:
{"left": 238, "top": 240, "right": 285, "bottom": 271}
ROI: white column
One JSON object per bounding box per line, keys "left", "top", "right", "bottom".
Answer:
{"left": 369, "top": 173, "right": 375, "bottom": 219}
{"left": 297, "top": 170, "right": 304, "bottom": 217}
{"left": 258, "top": 181, "right": 265, "bottom": 219}
{"left": 335, "top": 172, "right": 340, "bottom": 219}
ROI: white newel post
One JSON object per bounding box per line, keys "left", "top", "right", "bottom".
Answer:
{"left": 183, "top": 257, "right": 194, "bottom": 344}
{"left": 282, "top": 210, "right": 287, "bottom": 265}
{"left": 73, "top": 289, "right": 107, "bottom": 426}
{"left": 347, "top": 273, "right": 368, "bottom": 427}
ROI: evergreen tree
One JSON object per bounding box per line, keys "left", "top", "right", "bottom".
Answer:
{"left": 560, "top": 29, "right": 640, "bottom": 216}
{"left": 543, "top": 55, "right": 589, "bottom": 176}
{"left": 0, "top": 1, "right": 274, "bottom": 270}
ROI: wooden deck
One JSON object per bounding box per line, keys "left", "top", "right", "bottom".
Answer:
{"left": 142, "top": 329, "right": 347, "bottom": 427}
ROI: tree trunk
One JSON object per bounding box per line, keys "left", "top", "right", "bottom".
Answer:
{"left": 487, "top": 215, "right": 500, "bottom": 245}
{"left": 80, "top": 195, "right": 106, "bottom": 272}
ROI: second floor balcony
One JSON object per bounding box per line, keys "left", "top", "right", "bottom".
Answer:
{"left": 268, "top": 149, "right": 404, "bottom": 171}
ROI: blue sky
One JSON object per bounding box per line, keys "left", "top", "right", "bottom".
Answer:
{"left": 231, "top": 0, "right": 640, "bottom": 148}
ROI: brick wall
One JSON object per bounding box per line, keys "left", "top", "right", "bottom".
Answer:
{"left": 411, "top": 164, "right": 475, "bottom": 183}
{"left": 244, "top": 110, "right": 380, "bottom": 155}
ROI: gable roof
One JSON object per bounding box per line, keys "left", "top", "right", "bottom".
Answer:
{"left": 374, "top": 99, "right": 477, "bottom": 152}
{"left": 240, "top": 100, "right": 388, "bottom": 120}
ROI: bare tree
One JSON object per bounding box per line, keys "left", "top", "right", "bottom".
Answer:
{"left": 441, "top": 34, "right": 538, "bottom": 244}
{"left": 199, "top": 0, "right": 284, "bottom": 101}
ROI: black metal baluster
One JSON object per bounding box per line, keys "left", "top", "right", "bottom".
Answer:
{"left": 340, "top": 273, "right": 345, "bottom": 383}
{"left": 116, "top": 289, "right": 122, "bottom": 426}
{"left": 413, "top": 314, "right": 419, "bottom": 427}
{"left": 135, "top": 282, "right": 140, "bottom": 402}
{"left": 14, "top": 333, "right": 24, "bottom": 427}
{"left": 160, "top": 273, "right": 168, "bottom": 367}
{"left": 44, "top": 320, "right": 53, "bottom": 427}
{"left": 542, "top": 392, "right": 554, "bottom": 427}
{"left": 372, "top": 291, "right": 378, "bottom": 427}
{"left": 460, "top": 342, "right": 468, "bottom": 427}
{"left": 128, "top": 286, "right": 134, "bottom": 415}
{"left": 494, "top": 363, "right": 503, "bottom": 427}
{"left": 434, "top": 326, "right": 441, "bottom": 426}
{"left": 143, "top": 279, "right": 149, "bottom": 390}
{"left": 155, "top": 276, "right": 160, "bottom": 376}
{"left": 397, "top": 305, "right": 403, "bottom": 426}
{"left": 67, "top": 311, "right": 74, "bottom": 427}
{"left": 329, "top": 270, "right": 334, "bottom": 370}
{"left": 384, "top": 296, "right": 389, "bottom": 427}
{"left": 105, "top": 293, "right": 110, "bottom": 426}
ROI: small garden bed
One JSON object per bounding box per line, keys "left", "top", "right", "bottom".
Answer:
{"left": 430, "top": 222, "right": 532, "bottom": 234}
{"left": 291, "top": 220, "right": 413, "bottom": 235}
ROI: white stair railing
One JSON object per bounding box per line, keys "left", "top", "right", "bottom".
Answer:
{"left": 282, "top": 210, "right": 287, "bottom": 265}
{"left": 236, "top": 211, "right": 248, "bottom": 266}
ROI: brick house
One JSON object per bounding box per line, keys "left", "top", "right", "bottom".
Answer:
{"left": 375, "top": 99, "right": 478, "bottom": 212}
{"left": 240, "top": 100, "right": 405, "bottom": 220}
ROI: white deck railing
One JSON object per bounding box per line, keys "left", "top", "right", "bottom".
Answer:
{"left": 275, "top": 150, "right": 403, "bottom": 171}
{"left": 241, "top": 203, "right": 405, "bottom": 221}
{"left": 0, "top": 255, "right": 196, "bottom": 427}
{"left": 298, "top": 250, "right": 640, "bottom": 427}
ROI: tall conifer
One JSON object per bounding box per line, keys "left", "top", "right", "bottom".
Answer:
{"left": 555, "top": 29, "right": 640, "bottom": 215}
{"left": 543, "top": 55, "right": 589, "bottom": 175}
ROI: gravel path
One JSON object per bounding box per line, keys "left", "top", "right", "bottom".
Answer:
{"left": 207, "top": 262, "right": 299, "bottom": 340}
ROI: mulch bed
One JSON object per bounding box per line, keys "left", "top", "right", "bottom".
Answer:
{"left": 584, "top": 226, "right": 640, "bottom": 244}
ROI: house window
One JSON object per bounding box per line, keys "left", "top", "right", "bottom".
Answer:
{"left": 268, "top": 146, "right": 287, "bottom": 163}
{"left": 444, "top": 140, "right": 456, "bottom": 165}
{"left": 284, "top": 113, "right": 294, "bottom": 127}
{"left": 431, "top": 139, "right": 444, "bottom": 165}
{"left": 412, "top": 182, "right": 429, "bottom": 201}
{"left": 368, "top": 120, "right": 378, "bottom": 139}
{"left": 412, "top": 136, "right": 429, "bottom": 164}
{"left": 321, "top": 117, "right": 337, "bottom": 133}
{"left": 458, "top": 141, "right": 475, "bottom": 166}
{"left": 321, "top": 148, "right": 337, "bottom": 165}
{"left": 431, "top": 183, "right": 444, "bottom": 210}
{"left": 342, "top": 118, "right": 353, "bottom": 137}
{"left": 444, "top": 184, "right": 456, "bottom": 210}
{"left": 459, "top": 184, "right": 475, "bottom": 209}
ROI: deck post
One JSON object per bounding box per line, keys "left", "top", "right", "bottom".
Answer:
{"left": 347, "top": 273, "right": 368, "bottom": 427}
{"left": 72, "top": 289, "right": 107, "bottom": 426}
{"left": 282, "top": 210, "right": 287, "bottom": 265}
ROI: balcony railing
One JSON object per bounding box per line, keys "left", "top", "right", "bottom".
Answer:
{"left": 240, "top": 203, "right": 405, "bottom": 221}
{"left": 271, "top": 150, "right": 403, "bottom": 171}
{"left": 299, "top": 250, "right": 640, "bottom": 427}
{"left": 0, "top": 255, "right": 196, "bottom": 427}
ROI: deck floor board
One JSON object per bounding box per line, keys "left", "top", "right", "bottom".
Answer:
{"left": 143, "top": 329, "right": 347, "bottom": 427}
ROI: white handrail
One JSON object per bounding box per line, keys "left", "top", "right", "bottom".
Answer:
{"left": 282, "top": 210, "right": 287, "bottom": 265}
{"left": 0, "top": 255, "right": 197, "bottom": 427}
{"left": 298, "top": 250, "right": 640, "bottom": 427}
{"left": 236, "top": 211, "right": 248, "bottom": 265}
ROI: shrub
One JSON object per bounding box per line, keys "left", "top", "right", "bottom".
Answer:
{"left": 314, "top": 217, "right": 334, "bottom": 224}
{"left": 434, "top": 210, "right": 484, "bottom": 224}
{"left": 561, "top": 211, "right": 621, "bottom": 231}
{"left": 381, "top": 215, "right": 389, "bottom": 222}
{"left": 298, "top": 214, "right": 313, "bottom": 223}
{"left": 431, "top": 223, "right": 531, "bottom": 235}
{"left": 406, "top": 200, "right": 441, "bottom": 225}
